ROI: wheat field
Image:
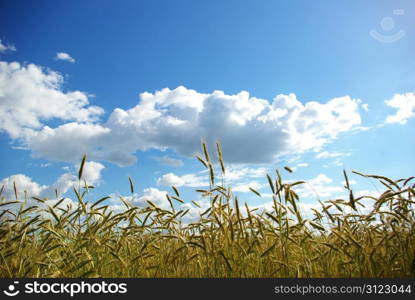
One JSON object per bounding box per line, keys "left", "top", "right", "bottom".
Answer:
{"left": 0, "top": 143, "right": 414, "bottom": 278}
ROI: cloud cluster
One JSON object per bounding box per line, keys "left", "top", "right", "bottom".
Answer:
{"left": 0, "top": 174, "right": 48, "bottom": 199}
{"left": 157, "top": 172, "right": 208, "bottom": 188}
{"left": 0, "top": 161, "right": 105, "bottom": 199}
{"left": 0, "top": 62, "right": 364, "bottom": 166}
{"left": 0, "top": 62, "right": 103, "bottom": 139}
{"left": 224, "top": 166, "right": 268, "bottom": 181}
{"left": 127, "top": 187, "right": 171, "bottom": 210}
{"left": 55, "top": 52, "right": 75, "bottom": 63}
{"left": 293, "top": 173, "right": 344, "bottom": 199}
{"left": 385, "top": 92, "right": 415, "bottom": 124}
{"left": 103, "top": 88, "right": 361, "bottom": 165}
{"left": 288, "top": 162, "right": 309, "bottom": 172}
{"left": 0, "top": 39, "right": 16, "bottom": 53}
{"left": 156, "top": 166, "right": 268, "bottom": 189}
{"left": 232, "top": 180, "right": 266, "bottom": 192}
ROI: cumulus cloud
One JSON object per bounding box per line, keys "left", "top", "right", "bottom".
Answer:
{"left": 25, "top": 123, "right": 112, "bottom": 164}
{"left": 0, "top": 174, "right": 47, "bottom": 199}
{"left": 110, "top": 188, "right": 176, "bottom": 213}
{"left": 232, "top": 181, "right": 266, "bottom": 192}
{"left": 157, "top": 172, "right": 208, "bottom": 188}
{"left": 0, "top": 161, "right": 104, "bottom": 199}
{"left": 0, "top": 62, "right": 104, "bottom": 139}
{"left": 157, "top": 173, "right": 184, "bottom": 187}
{"left": 0, "top": 39, "right": 16, "bottom": 53}
{"left": 291, "top": 162, "right": 309, "bottom": 172}
{"left": 0, "top": 173, "right": 78, "bottom": 218}
{"left": 55, "top": 52, "right": 75, "bottom": 63}
{"left": 156, "top": 166, "right": 268, "bottom": 189}
{"left": 178, "top": 200, "right": 211, "bottom": 223}
{"left": 47, "top": 173, "right": 77, "bottom": 197}
{"left": 45, "top": 161, "right": 105, "bottom": 196}
{"left": 77, "top": 161, "right": 105, "bottom": 185}
{"left": 252, "top": 175, "right": 378, "bottom": 221}
{"left": 0, "top": 61, "right": 363, "bottom": 166}
{"left": 224, "top": 166, "right": 268, "bottom": 182}
{"left": 131, "top": 187, "right": 170, "bottom": 210}
{"left": 293, "top": 173, "right": 344, "bottom": 199}
{"left": 101, "top": 88, "right": 361, "bottom": 164}
{"left": 385, "top": 92, "right": 415, "bottom": 124}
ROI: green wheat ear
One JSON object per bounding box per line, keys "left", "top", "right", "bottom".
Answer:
{"left": 78, "top": 154, "right": 87, "bottom": 180}
{"left": 128, "top": 177, "right": 134, "bottom": 194}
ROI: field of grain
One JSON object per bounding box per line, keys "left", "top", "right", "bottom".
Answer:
{"left": 0, "top": 143, "right": 414, "bottom": 278}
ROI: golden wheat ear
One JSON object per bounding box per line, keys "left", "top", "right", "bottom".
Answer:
{"left": 0, "top": 142, "right": 414, "bottom": 277}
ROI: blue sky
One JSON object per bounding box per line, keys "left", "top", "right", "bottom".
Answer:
{"left": 0, "top": 0, "right": 414, "bottom": 216}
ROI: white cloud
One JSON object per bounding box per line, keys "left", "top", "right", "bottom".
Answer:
{"left": 0, "top": 161, "right": 104, "bottom": 199}
{"left": 131, "top": 187, "right": 170, "bottom": 210}
{"left": 157, "top": 166, "right": 268, "bottom": 189}
{"left": 385, "top": 92, "right": 415, "bottom": 124}
{"left": 0, "top": 174, "right": 47, "bottom": 199}
{"left": 341, "top": 179, "right": 357, "bottom": 186}
{"left": 55, "top": 52, "right": 75, "bottom": 63}
{"left": 361, "top": 103, "right": 369, "bottom": 111}
{"left": 232, "top": 181, "right": 266, "bottom": 192}
{"left": 178, "top": 199, "right": 211, "bottom": 223}
{"left": 0, "top": 61, "right": 363, "bottom": 166}
{"left": 291, "top": 162, "right": 309, "bottom": 172}
{"left": 0, "top": 39, "right": 16, "bottom": 53}
{"left": 77, "top": 161, "right": 105, "bottom": 185}
{"left": 47, "top": 173, "right": 77, "bottom": 196}
{"left": 0, "top": 62, "right": 104, "bottom": 139}
{"left": 224, "top": 166, "right": 268, "bottom": 182}
{"left": 48, "top": 161, "right": 105, "bottom": 195}
{"left": 251, "top": 201, "right": 324, "bottom": 220}
{"left": 103, "top": 88, "right": 360, "bottom": 164}
{"left": 251, "top": 176, "right": 380, "bottom": 219}
{"left": 0, "top": 174, "right": 77, "bottom": 216}
{"left": 157, "top": 172, "right": 208, "bottom": 188}
{"left": 350, "top": 126, "right": 371, "bottom": 133}
{"left": 354, "top": 189, "right": 381, "bottom": 198}
{"left": 25, "top": 123, "right": 112, "bottom": 164}
{"left": 315, "top": 151, "right": 349, "bottom": 159}
{"left": 294, "top": 173, "right": 344, "bottom": 199}
{"left": 157, "top": 173, "right": 185, "bottom": 187}
{"left": 299, "top": 201, "right": 326, "bottom": 219}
